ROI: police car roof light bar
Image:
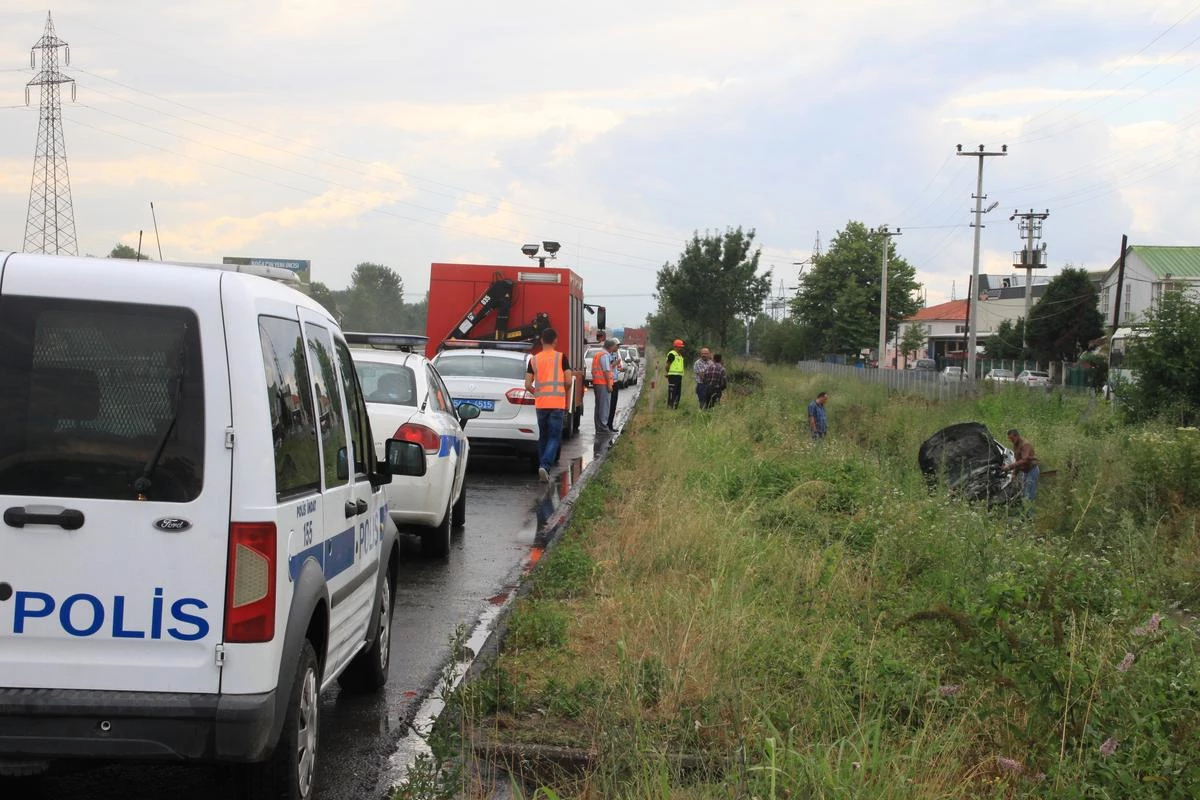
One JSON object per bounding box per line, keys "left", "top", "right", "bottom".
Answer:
{"left": 344, "top": 332, "right": 430, "bottom": 352}
{"left": 437, "top": 338, "right": 535, "bottom": 353}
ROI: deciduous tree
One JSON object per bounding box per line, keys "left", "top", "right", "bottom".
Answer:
{"left": 898, "top": 322, "right": 929, "bottom": 365}
{"left": 108, "top": 243, "right": 146, "bottom": 260}
{"left": 1026, "top": 266, "right": 1103, "bottom": 361}
{"left": 654, "top": 227, "right": 772, "bottom": 351}
{"left": 340, "top": 263, "right": 405, "bottom": 332}
{"left": 1125, "top": 290, "right": 1200, "bottom": 423}
{"left": 791, "top": 221, "right": 920, "bottom": 357}
{"left": 984, "top": 318, "right": 1027, "bottom": 360}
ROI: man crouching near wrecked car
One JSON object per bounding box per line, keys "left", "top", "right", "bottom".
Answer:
{"left": 1002, "top": 428, "right": 1039, "bottom": 503}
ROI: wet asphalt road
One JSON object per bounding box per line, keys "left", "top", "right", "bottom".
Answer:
{"left": 4, "top": 386, "right": 638, "bottom": 800}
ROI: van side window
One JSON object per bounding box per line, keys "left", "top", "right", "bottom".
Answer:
{"left": 0, "top": 297, "right": 205, "bottom": 502}
{"left": 333, "top": 338, "right": 370, "bottom": 476}
{"left": 258, "top": 316, "right": 321, "bottom": 499}
{"left": 304, "top": 324, "right": 349, "bottom": 488}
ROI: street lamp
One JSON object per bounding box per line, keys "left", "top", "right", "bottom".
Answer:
{"left": 521, "top": 241, "right": 560, "bottom": 267}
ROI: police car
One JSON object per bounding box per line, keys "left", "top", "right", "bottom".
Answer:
{"left": 0, "top": 251, "right": 421, "bottom": 799}
{"left": 345, "top": 333, "right": 479, "bottom": 557}
{"left": 432, "top": 341, "right": 540, "bottom": 469}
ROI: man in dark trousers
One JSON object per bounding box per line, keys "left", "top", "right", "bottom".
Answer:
{"left": 665, "top": 338, "right": 685, "bottom": 409}
{"left": 606, "top": 339, "right": 622, "bottom": 432}
{"left": 524, "top": 328, "right": 572, "bottom": 482}
{"left": 807, "top": 391, "right": 828, "bottom": 440}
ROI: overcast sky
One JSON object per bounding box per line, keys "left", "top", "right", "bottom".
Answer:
{"left": 3, "top": 1, "right": 1199, "bottom": 329}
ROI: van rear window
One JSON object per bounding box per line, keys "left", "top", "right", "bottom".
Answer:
{"left": 0, "top": 297, "right": 205, "bottom": 502}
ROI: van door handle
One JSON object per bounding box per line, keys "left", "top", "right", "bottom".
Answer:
{"left": 355, "top": 499, "right": 368, "bottom": 515}
{"left": 4, "top": 507, "right": 85, "bottom": 530}
{"left": 344, "top": 501, "right": 357, "bottom": 519}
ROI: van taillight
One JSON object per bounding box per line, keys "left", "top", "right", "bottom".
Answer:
{"left": 225, "top": 522, "right": 276, "bottom": 643}
{"left": 505, "top": 388, "right": 536, "bottom": 405}
{"left": 395, "top": 423, "right": 441, "bottom": 454}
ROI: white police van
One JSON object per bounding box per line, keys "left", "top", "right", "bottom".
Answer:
{"left": 0, "top": 251, "right": 422, "bottom": 799}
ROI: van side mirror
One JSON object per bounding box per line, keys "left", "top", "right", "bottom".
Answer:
{"left": 597, "top": 306, "right": 606, "bottom": 331}
{"left": 385, "top": 439, "right": 426, "bottom": 477}
{"left": 456, "top": 402, "right": 481, "bottom": 427}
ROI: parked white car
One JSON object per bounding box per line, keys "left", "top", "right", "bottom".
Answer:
{"left": 432, "top": 343, "right": 542, "bottom": 471}
{"left": 940, "top": 366, "right": 965, "bottom": 383}
{"left": 984, "top": 368, "right": 1015, "bottom": 383}
{"left": 346, "top": 333, "right": 479, "bottom": 557}
{"left": 1016, "top": 369, "right": 1052, "bottom": 387}
{"left": 619, "top": 346, "right": 640, "bottom": 386}
{"left": 583, "top": 345, "right": 604, "bottom": 386}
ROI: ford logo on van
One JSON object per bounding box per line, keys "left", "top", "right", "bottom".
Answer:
{"left": 153, "top": 517, "right": 192, "bottom": 532}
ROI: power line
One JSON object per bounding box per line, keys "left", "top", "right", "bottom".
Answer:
{"left": 69, "top": 67, "right": 693, "bottom": 251}
{"left": 1007, "top": 3, "right": 1200, "bottom": 142}
{"left": 63, "top": 113, "right": 670, "bottom": 274}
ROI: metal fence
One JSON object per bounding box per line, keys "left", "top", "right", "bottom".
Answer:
{"left": 796, "top": 361, "right": 1096, "bottom": 402}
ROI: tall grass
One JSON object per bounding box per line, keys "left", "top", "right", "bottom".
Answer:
{"left": 441, "top": 366, "right": 1200, "bottom": 799}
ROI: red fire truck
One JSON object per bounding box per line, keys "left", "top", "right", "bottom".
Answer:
{"left": 424, "top": 262, "right": 605, "bottom": 438}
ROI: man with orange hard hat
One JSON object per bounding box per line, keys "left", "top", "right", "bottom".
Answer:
{"left": 665, "top": 338, "right": 685, "bottom": 410}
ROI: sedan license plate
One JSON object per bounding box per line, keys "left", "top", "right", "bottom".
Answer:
{"left": 455, "top": 398, "right": 495, "bottom": 412}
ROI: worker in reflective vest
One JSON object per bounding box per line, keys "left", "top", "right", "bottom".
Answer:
{"left": 665, "top": 338, "right": 685, "bottom": 409}
{"left": 591, "top": 342, "right": 613, "bottom": 433}
{"left": 525, "top": 327, "right": 572, "bottom": 482}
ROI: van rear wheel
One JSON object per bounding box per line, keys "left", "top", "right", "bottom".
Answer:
{"left": 238, "top": 640, "right": 320, "bottom": 800}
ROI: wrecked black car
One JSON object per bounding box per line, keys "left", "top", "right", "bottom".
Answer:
{"left": 918, "top": 422, "right": 1021, "bottom": 505}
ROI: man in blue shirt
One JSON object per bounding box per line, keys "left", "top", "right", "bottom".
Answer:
{"left": 807, "top": 391, "right": 828, "bottom": 440}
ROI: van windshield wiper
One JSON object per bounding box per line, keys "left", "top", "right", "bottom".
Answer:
{"left": 134, "top": 328, "right": 188, "bottom": 501}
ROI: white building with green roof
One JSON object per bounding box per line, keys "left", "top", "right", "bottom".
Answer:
{"left": 1099, "top": 245, "right": 1200, "bottom": 326}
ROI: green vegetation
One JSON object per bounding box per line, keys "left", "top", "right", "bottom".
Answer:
{"left": 424, "top": 367, "right": 1200, "bottom": 799}
{"left": 649, "top": 227, "right": 773, "bottom": 351}
{"left": 1026, "top": 266, "right": 1104, "bottom": 362}
{"left": 792, "top": 221, "right": 922, "bottom": 359}
{"left": 1125, "top": 290, "right": 1200, "bottom": 425}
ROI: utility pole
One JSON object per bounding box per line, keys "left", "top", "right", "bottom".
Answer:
{"left": 1112, "top": 234, "right": 1128, "bottom": 331}
{"left": 23, "top": 12, "right": 79, "bottom": 255}
{"left": 1010, "top": 209, "right": 1049, "bottom": 350}
{"left": 956, "top": 143, "right": 1007, "bottom": 380}
{"left": 877, "top": 225, "right": 902, "bottom": 368}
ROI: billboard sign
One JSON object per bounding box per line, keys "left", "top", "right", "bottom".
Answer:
{"left": 223, "top": 256, "right": 310, "bottom": 282}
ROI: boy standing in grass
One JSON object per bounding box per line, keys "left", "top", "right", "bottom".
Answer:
{"left": 807, "top": 391, "right": 828, "bottom": 440}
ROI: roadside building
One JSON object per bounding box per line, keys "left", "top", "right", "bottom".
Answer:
{"left": 893, "top": 275, "right": 1048, "bottom": 367}
{"left": 1098, "top": 245, "right": 1200, "bottom": 326}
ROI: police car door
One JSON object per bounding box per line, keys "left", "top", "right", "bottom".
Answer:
{"left": 426, "top": 365, "right": 468, "bottom": 498}
{"left": 298, "top": 313, "right": 371, "bottom": 676}
{"left": 0, "top": 256, "right": 229, "bottom": 694}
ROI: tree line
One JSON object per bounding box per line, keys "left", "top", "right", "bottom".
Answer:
{"left": 107, "top": 244, "right": 426, "bottom": 333}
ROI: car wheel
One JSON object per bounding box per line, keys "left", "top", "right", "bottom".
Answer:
{"left": 338, "top": 569, "right": 394, "bottom": 692}
{"left": 238, "top": 640, "right": 320, "bottom": 800}
{"left": 451, "top": 482, "right": 467, "bottom": 527}
{"left": 421, "top": 495, "right": 452, "bottom": 558}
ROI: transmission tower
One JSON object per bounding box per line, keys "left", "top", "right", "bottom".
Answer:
{"left": 23, "top": 12, "right": 78, "bottom": 256}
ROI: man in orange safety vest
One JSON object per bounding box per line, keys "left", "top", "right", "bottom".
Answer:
{"left": 525, "top": 327, "right": 572, "bottom": 482}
